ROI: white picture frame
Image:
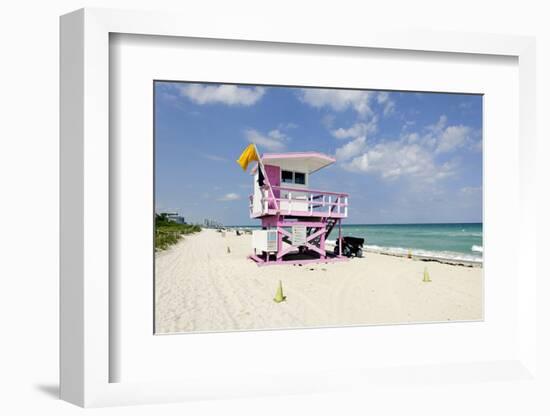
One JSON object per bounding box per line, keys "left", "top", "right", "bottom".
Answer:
{"left": 60, "top": 8, "right": 538, "bottom": 407}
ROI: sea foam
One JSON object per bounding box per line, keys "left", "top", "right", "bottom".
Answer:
{"left": 364, "top": 245, "right": 482, "bottom": 264}
{"left": 326, "top": 239, "right": 482, "bottom": 264}
{"left": 471, "top": 245, "right": 483, "bottom": 253}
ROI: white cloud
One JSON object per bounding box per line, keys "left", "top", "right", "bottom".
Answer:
{"left": 459, "top": 101, "right": 474, "bottom": 110}
{"left": 342, "top": 140, "right": 457, "bottom": 182}
{"left": 299, "top": 89, "right": 396, "bottom": 119}
{"left": 404, "top": 132, "right": 420, "bottom": 144}
{"left": 321, "top": 114, "right": 336, "bottom": 129}
{"left": 343, "top": 153, "right": 369, "bottom": 171}
{"left": 245, "top": 128, "right": 290, "bottom": 151}
{"left": 377, "top": 91, "right": 389, "bottom": 103}
{"left": 471, "top": 138, "right": 482, "bottom": 152}
{"left": 266, "top": 129, "right": 285, "bottom": 141}
{"left": 218, "top": 193, "right": 240, "bottom": 201}
{"left": 178, "top": 84, "right": 266, "bottom": 106}
{"left": 298, "top": 89, "right": 374, "bottom": 116}
{"left": 334, "top": 114, "right": 479, "bottom": 182}
{"left": 376, "top": 92, "right": 396, "bottom": 116}
{"left": 437, "top": 125, "right": 472, "bottom": 154}
{"left": 278, "top": 122, "right": 298, "bottom": 130}
{"left": 460, "top": 186, "right": 482, "bottom": 195}
{"left": 330, "top": 119, "right": 378, "bottom": 140}
{"left": 427, "top": 115, "right": 448, "bottom": 133}
{"left": 334, "top": 136, "right": 367, "bottom": 161}
{"left": 401, "top": 120, "right": 416, "bottom": 132}
{"left": 203, "top": 154, "right": 227, "bottom": 162}
{"left": 421, "top": 115, "right": 474, "bottom": 154}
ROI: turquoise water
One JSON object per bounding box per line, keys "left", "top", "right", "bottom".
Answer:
{"left": 232, "top": 222, "right": 483, "bottom": 263}
{"left": 335, "top": 223, "right": 483, "bottom": 263}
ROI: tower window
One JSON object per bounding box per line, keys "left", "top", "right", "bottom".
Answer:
{"left": 281, "top": 170, "right": 306, "bottom": 185}
{"left": 281, "top": 170, "right": 293, "bottom": 183}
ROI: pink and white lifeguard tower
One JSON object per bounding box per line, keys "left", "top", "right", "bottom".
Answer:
{"left": 248, "top": 152, "right": 349, "bottom": 266}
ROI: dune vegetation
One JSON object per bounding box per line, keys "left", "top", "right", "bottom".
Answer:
{"left": 155, "top": 214, "right": 201, "bottom": 251}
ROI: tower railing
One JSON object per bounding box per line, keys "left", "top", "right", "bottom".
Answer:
{"left": 250, "top": 185, "right": 348, "bottom": 218}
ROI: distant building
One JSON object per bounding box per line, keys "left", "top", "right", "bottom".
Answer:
{"left": 204, "top": 219, "right": 223, "bottom": 229}
{"left": 162, "top": 212, "right": 186, "bottom": 224}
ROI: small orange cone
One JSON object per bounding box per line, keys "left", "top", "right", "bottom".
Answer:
{"left": 273, "top": 280, "right": 286, "bottom": 303}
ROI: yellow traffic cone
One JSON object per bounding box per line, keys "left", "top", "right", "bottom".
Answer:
{"left": 273, "top": 280, "right": 286, "bottom": 303}
{"left": 407, "top": 250, "right": 412, "bottom": 259}
{"left": 423, "top": 267, "right": 431, "bottom": 282}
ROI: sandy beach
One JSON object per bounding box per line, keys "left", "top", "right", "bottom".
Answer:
{"left": 155, "top": 229, "right": 483, "bottom": 334}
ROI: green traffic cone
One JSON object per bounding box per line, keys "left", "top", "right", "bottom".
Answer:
{"left": 273, "top": 280, "right": 287, "bottom": 303}
{"left": 423, "top": 267, "right": 431, "bottom": 282}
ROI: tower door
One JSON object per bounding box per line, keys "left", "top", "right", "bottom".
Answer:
{"left": 264, "top": 165, "right": 280, "bottom": 209}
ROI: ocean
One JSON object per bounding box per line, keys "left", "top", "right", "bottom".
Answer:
{"left": 231, "top": 222, "right": 483, "bottom": 264}
{"left": 335, "top": 223, "right": 483, "bottom": 264}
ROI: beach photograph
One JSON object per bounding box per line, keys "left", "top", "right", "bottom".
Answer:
{"left": 154, "top": 81, "right": 483, "bottom": 334}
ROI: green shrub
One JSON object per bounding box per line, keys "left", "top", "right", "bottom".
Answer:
{"left": 155, "top": 214, "right": 201, "bottom": 251}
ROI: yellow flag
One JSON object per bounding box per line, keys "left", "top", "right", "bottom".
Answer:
{"left": 236, "top": 144, "right": 259, "bottom": 171}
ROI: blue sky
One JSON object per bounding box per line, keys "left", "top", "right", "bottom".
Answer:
{"left": 155, "top": 82, "right": 482, "bottom": 225}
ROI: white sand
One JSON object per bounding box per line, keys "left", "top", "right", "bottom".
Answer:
{"left": 155, "top": 229, "right": 483, "bottom": 334}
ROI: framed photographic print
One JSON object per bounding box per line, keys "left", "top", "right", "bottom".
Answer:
{"left": 60, "top": 7, "right": 538, "bottom": 408}
{"left": 153, "top": 81, "right": 484, "bottom": 335}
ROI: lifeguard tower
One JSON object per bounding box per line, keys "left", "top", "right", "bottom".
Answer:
{"left": 248, "top": 151, "right": 349, "bottom": 266}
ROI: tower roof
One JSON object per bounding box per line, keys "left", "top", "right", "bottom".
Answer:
{"left": 260, "top": 152, "right": 335, "bottom": 174}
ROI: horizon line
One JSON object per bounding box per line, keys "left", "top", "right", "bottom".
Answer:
{"left": 223, "top": 221, "right": 483, "bottom": 227}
